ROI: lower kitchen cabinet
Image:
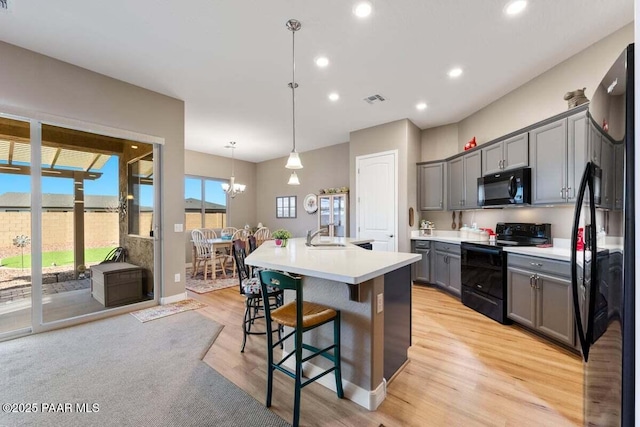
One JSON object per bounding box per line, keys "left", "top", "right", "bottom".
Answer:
{"left": 434, "top": 242, "right": 461, "bottom": 297}
{"left": 507, "top": 254, "right": 574, "bottom": 346}
{"left": 411, "top": 240, "right": 432, "bottom": 283}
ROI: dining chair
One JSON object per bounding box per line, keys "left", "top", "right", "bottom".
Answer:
{"left": 232, "top": 239, "right": 282, "bottom": 352}
{"left": 221, "top": 226, "right": 238, "bottom": 239}
{"left": 192, "top": 229, "right": 227, "bottom": 279}
{"left": 253, "top": 227, "right": 271, "bottom": 247}
{"left": 258, "top": 270, "right": 343, "bottom": 427}
{"left": 201, "top": 228, "right": 218, "bottom": 240}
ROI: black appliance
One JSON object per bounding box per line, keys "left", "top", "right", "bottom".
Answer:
{"left": 461, "top": 222, "right": 551, "bottom": 324}
{"left": 477, "top": 166, "right": 531, "bottom": 207}
{"left": 571, "top": 44, "right": 634, "bottom": 426}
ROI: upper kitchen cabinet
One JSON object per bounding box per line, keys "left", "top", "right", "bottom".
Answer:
{"left": 448, "top": 150, "right": 481, "bottom": 210}
{"left": 418, "top": 162, "right": 444, "bottom": 211}
{"left": 530, "top": 110, "right": 588, "bottom": 205}
{"left": 481, "top": 133, "right": 528, "bottom": 176}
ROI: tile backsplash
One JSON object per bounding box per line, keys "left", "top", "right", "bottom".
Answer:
{"left": 419, "top": 206, "right": 622, "bottom": 239}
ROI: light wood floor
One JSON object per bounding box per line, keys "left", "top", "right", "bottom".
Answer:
{"left": 193, "top": 284, "right": 583, "bottom": 427}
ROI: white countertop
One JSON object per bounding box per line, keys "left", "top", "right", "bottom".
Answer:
{"left": 410, "top": 230, "right": 465, "bottom": 244}
{"left": 245, "top": 237, "right": 420, "bottom": 284}
{"left": 504, "top": 243, "right": 623, "bottom": 262}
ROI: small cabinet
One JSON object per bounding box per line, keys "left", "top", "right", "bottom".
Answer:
{"left": 434, "top": 242, "right": 461, "bottom": 297}
{"left": 481, "top": 133, "right": 528, "bottom": 176}
{"left": 600, "top": 137, "right": 614, "bottom": 209}
{"left": 614, "top": 143, "right": 624, "bottom": 210}
{"left": 411, "top": 240, "right": 432, "bottom": 283}
{"left": 318, "top": 193, "right": 348, "bottom": 237}
{"left": 418, "top": 162, "right": 445, "bottom": 211}
{"left": 447, "top": 150, "right": 481, "bottom": 210}
{"left": 507, "top": 254, "right": 574, "bottom": 346}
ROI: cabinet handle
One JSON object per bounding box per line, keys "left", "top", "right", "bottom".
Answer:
{"left": 560, "top": 187, "right": 566, "bottom": 198}
{"left": 535, "top": 275, "right": 540, "bottom": 290}
{"left": 439, "top": 201, "right": 443, "bottom": 207}
{"left": 530, "top": 262, "right": 543, "bottom": 267}
{"left": 566, "top": 187, "right": 572, "bottom": 199}
{"left": 529, "top": 275, "right": 535, "bottom": 288}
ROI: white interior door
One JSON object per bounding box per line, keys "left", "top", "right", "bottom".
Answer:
{"left": 356, "top": 151, "right": 397, "bottom": 251}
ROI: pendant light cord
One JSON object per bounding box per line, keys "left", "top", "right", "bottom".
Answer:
{"left": 291, "top": 27, "right": 296, "bottom": 153}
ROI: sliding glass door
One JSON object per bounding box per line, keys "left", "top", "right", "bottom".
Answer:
{"left": 0, "top": 114, "right": 159, "bottom": 338}
{"left": 0, "top": 116, "right": 32, "bottom": 336}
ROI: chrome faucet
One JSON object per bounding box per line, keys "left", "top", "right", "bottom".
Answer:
{"left": 306, "top": 228, "right": 328, "bottom": 246}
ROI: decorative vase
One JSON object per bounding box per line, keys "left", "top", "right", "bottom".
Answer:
{"left": 275, "top": 239, "right": 285, "bottom": 247}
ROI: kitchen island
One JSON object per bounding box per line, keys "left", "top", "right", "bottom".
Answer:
{"left": 246, "top": 237, "right": 420, "bottom": 410}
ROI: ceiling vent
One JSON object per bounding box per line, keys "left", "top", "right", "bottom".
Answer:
{"left": 363, "top": 94, "right": 386, "bottom": 105}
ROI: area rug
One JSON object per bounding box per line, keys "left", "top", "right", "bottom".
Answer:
{"left": 0, "top": 311, "right": 290, "bottom": 427}
{"left": 130, "top": 298, "right": 206, "bottom": 322}
{"left": 185, "top": 268, "right": 238, "bottom": 294}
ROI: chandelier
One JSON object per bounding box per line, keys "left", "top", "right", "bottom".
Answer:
{"left": 285, "top": 19, "right": 302, "bottom": 185}
{"left": 221, "top": 141, "right": 246, "bottom": 198}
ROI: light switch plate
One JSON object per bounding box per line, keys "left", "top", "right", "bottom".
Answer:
{"left": 174, "top": 273, "right": 180, "bottom": 282}
{"left": 174, "top": 224, "right": 183, "bottom": 232}
{"left": 376, "top": 293, "right": 384, "bottom": 313}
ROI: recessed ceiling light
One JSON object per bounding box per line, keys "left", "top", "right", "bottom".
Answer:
{"left": 315, "top": 56, "right": 329, "bottom": 68}
{"left": 328, "top": 93, "right": 340, "bottom": 101}
{"left": 448, "top": 67, "right": 463, "bottom": 78}
{"left": 416, "top": 102, "right": 427, "bottom": 111}
{"left": 504, "top": 0, "right": 527, "bottom": 16}
{"left": 353, "top": 1, "right": 372, "bottom": 18}
{"left": 131, "top": 145, "right": 138, "bottom": 149}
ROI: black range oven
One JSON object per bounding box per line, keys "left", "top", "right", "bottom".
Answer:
{"left": 461, "top": 223, "right": 551, "bottom": 324}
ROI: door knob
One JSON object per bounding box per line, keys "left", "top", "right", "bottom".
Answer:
{"left": 388, "top": 234, "right": 394, "bottom": 238}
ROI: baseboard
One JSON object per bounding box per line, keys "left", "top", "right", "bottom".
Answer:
{"left": 160, "top": 292, "right": 187, "bottom": 305}
{"left": 281, "top": 351, "right": 386, "bottom": 411}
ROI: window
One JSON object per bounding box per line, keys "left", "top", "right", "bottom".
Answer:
{"left": 185, "top": 176, "right": 227, "bottom": 230}
{"left": 127, "top": 153, "right": 154, "bottom": 236}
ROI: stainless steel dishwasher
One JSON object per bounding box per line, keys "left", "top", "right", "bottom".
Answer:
{"left": 411, "top": 240, "right": 431, "bottom": 283}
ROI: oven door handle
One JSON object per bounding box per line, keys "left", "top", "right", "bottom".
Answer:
{"left": 462, "top": 245, "right": 501, "bottom": 256}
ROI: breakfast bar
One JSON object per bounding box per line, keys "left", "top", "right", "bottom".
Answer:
{"left": 246, "top": 237, "right": 420, "bottom": 410}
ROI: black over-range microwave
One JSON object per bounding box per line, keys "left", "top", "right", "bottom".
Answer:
{"left": 477, "top": 167, "right": 531, "bottom": 207}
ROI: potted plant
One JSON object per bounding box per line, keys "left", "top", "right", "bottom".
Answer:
{"left": 271, "top": 229, "right": 292, "bottom": 247}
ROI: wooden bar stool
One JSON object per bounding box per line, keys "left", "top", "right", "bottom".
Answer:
{"left": 258, "top": 270, "right": 344, "bottom": 427}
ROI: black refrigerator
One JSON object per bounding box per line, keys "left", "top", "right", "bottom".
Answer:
{"left": 570, "top": 44, "right": 634, "bottom": 426}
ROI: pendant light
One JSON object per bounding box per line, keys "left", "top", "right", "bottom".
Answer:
{"left": 221, "top": 141, "right": 246, "bottom": 198}
{"left": 285, "top": 19, "right": 303, "bottom": 185}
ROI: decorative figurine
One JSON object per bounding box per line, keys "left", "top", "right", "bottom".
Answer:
{"left": 563, "top": 88, "right": 589, "bottom": 108}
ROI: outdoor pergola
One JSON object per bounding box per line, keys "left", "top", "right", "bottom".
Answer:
{"left": 0, "top": 118, "right": 144, "bottom": 277}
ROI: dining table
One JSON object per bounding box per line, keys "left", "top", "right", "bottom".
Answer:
{"left": 190, "top": 238, "right": 233, "bottom": 277}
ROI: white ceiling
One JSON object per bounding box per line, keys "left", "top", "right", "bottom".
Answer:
{"left": 0, "top": 1, "right": 633, "bottom": 162}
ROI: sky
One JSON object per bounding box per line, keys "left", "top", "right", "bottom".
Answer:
{"left": 0, "top": 155, "right": 228, "bottom": 207}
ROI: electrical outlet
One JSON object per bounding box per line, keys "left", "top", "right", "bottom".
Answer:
{"left": 174, "top": 223, "right": 184, "bottom": 232}
{"left": 376, "top": 293, "right": 384, "bottom": 313}
{"left": 174, "top": 273, "right": 180, "bottom": 282}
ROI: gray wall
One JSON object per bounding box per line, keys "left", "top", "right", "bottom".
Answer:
{"left": 256, "top": 143, "right": 349, "bottom": 238}
{"left": 0, "top": 40, "right": 186, "bottom": 299}
{"left": 349, "top": 119, "right": 419, "bottom": 253}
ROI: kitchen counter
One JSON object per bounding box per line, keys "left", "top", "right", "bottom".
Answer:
{"left": 246, "top": 237, "right": 419, "bottom": 411}
{"left": 246, "top": 237, "right": 420, "bottom": 284}
{"left": 504, "top": 242, "right": 623, "bottom": 262}
{"left": 410, "top": 230, "right": 466, "bottom": 244}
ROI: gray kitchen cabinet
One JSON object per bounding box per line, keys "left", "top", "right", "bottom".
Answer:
{"left": 614, "top": 143, "right": 624, "bottom": 210}
{"left": 434, "top": 242, "right": 461, "bottom": 297}
{"left": 600, "top": 137, "right": 614, "bottom": 210}
{"left": 530, "top": 111, "right": 588, "bottom": 205}
{"left": 418, "top": 162, "right": 444, "bottom": 211}
{"left": 588, "top": 121, "right": 602, "bottom": 166}
{"left": 447, "top": 151, "right": 481, "bottom": 210}
{"left": 411, "top": 240, "right": 432, "bottom": 283}
{"left": 507, "top": 254, "right": 575, "bottom": 346}
{"left": 530, "top": 118, "right": 568, "bottom": 204}
{"left": 481, "top": 132, "right": 528, "bottom": 175}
